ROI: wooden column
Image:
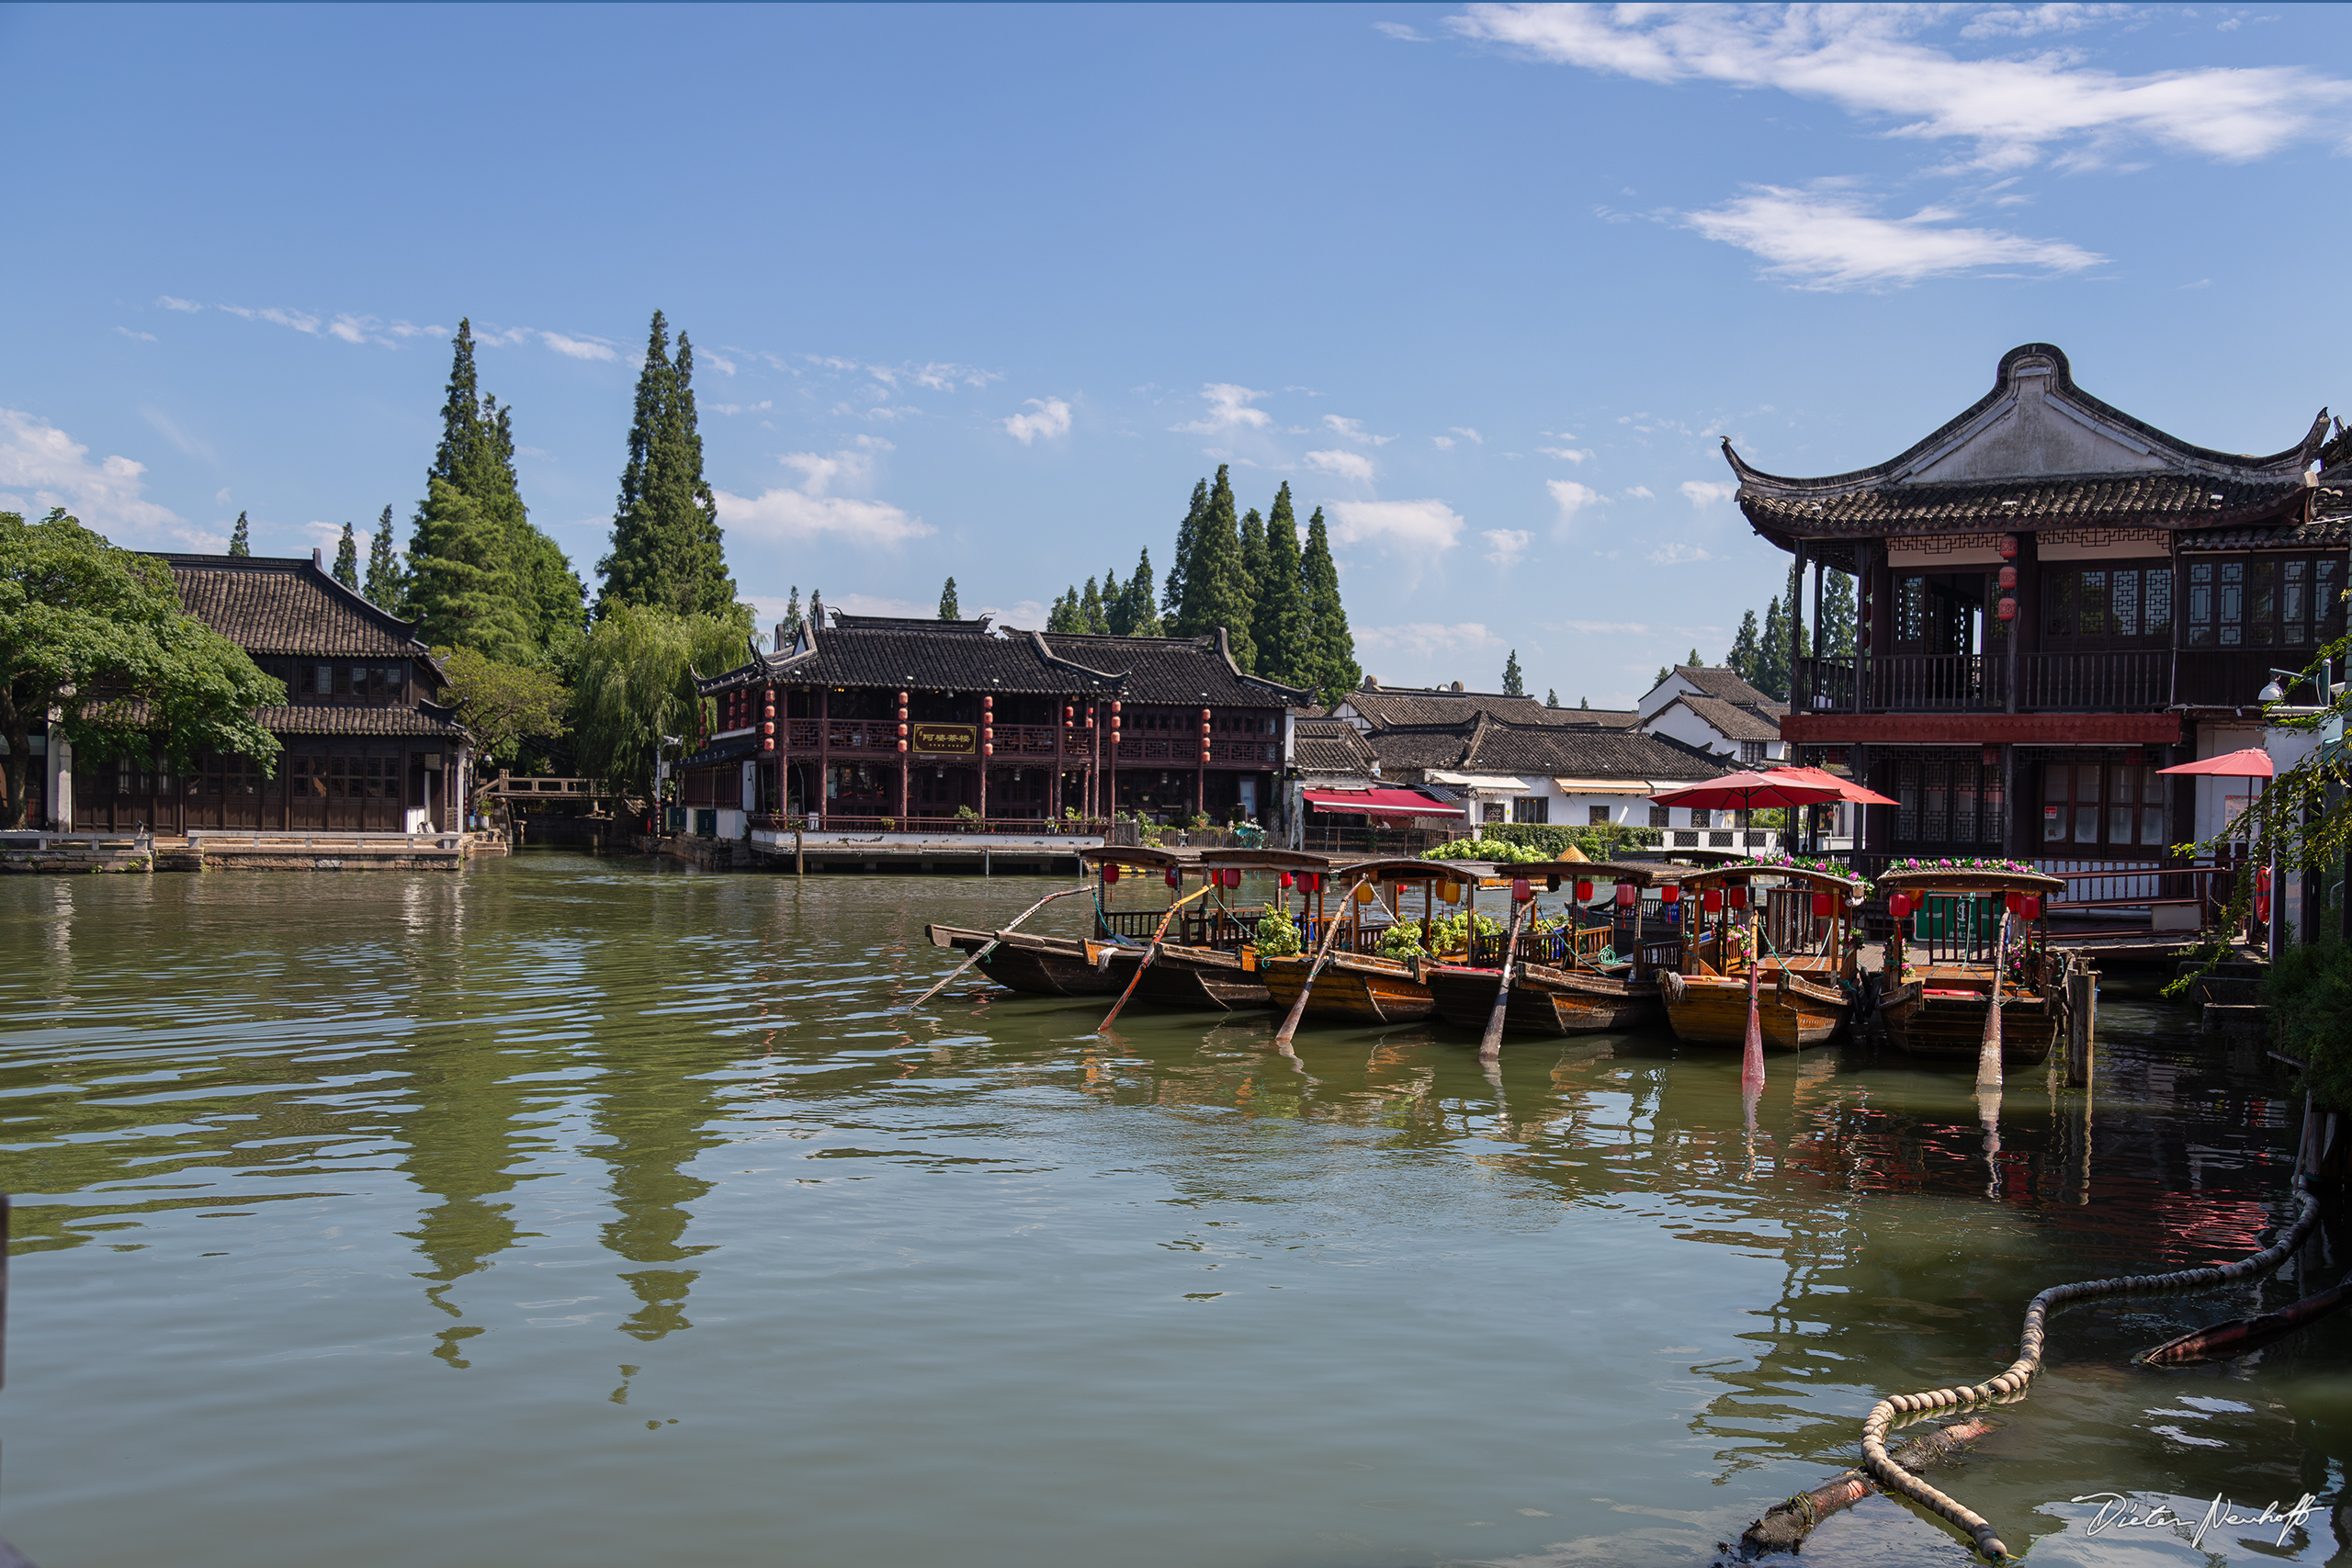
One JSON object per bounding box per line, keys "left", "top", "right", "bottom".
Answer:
{"left": 1811, "top": 557, "right": 1825, "bottom": 660}
{"left": 817, "top": 688, "right": 830, "bottom": 828}
{"left": 1789, "top": 539, "right": 1808, "bottom": 699}
{"left": 1850, "top": 540, "right": 1871, "bottom": 713}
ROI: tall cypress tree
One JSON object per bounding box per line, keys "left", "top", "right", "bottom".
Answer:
{"left": 332, "top": 523, "right": 359, "bottom": 588}
{"left": 1080, "top": 576, "right": 1110, "bottom": 635}
{"left": 1114, "top": 548, "right": 1162, "bottom": 637}
{"left": 598, "top": 311, "right": 736, "bottom": 619}
{"left": 1502, "top": 649, "right": 1525, "bottom": 696}
{"left": 1250, "top": 482, "right": 1310, "bottom": 687}
{"left": 364, "top": 505, "right": 405, "bottom": 613}
{"left": 1237, "top": 505, "right": 1267, "bottom": 655}
{"left": 1163, "top": 479, "right": 1206, "bottom": 618}
{"left": 1820, "top": 569, "right": 1856, "bottom": 659}
{"left": 227, "top": 512, "right": 250, "bottom": 557}
{"left": 1759, "top": 596, "right": 1789, "bottom": 701}
{"left": 1300, "top": 506, "right": 1359, "bottom": 703}
{"left": 1725, "top": 609, "right": 1762, "bottom": 686}
{"left": 939, "top": 577, "right": 960, "bottom": 619}
{"left": 1176, "top": 465, "right": 1255, "bottom": 670}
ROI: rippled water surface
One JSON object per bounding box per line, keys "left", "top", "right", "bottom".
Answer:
{"left": 1, "top": 853, "right": 2344, "bottom": 1566}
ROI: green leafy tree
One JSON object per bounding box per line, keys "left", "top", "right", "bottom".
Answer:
{"left": 1687, "top": 648, "right": 1701, "bottom": 666}
{"left": 409, "top": 477, "right": 537, "bottom": 661}
{"left": 1502, "top": 649, "right": 1525, "bottom": 696}
{"left": 227, "top": 511, "right": 250, "bottom": 557}
{"left": 436, "top": 646, "right": 566, "bottom": 772}
{"left": 598, "top": 310, "right": 735, "bottom": 620}
{"left": 1175, "top": 467, "right": 1256, "bottom": 669}
{"left": 363, "top": 505, "right": 405, "bottom": 613}
{"left": 1654, "top": 665, "right": 1671, "bottom": 688}
{"left": 1, "top": 509, "right": 285, "bottom": 828}
{"left": 1236, "top": 505, "right": 1267, "bottom": 657}
{"left": 1547, "top": 689, "right": 1558, "bottom": 707}
{"left": 1820, "top": 569, "right": 1857, "bottom": 659}
{"left": 1300, "top": 506, "right": 1359, "bottom": 702}
{"left": 1759, "top": 594, "right": 1789, "bottom": 701}
{"left": 1726, "top": 609, "right": 1761, "bottom": 686}
{"left": 1080, "top": 576, "right": 1110, "bottom": 635}
{"left": 1045, "top": 586, "right": 1080, "bottom": 634}
{"left": 569, "top": 601, "right": 752, "bottom": 807}
{"left": 1112, "top": 549, "right": 1162, "bottom": 637}
{"left": 1250, "top": 482, "right": 1312, "bottom": 687}
{"left": 1578, "top": 695, "right": 1589, "bottom": 709}
{"left": 938, "top": 577, "right": 959, "bottom": 619}
{"left": 331, "top": 523, "right": 359, "bottom": 588}
{"left": 1163, "top": 480, "right": 1205, "bottom": 617}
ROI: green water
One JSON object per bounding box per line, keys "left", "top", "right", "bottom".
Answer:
{"left": 0, "top": 853, "right": 2342, "bottom": 1566}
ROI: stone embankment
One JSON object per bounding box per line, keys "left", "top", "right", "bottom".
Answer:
{"left": 3, "top": 830, "right": 484, "bottom": 874}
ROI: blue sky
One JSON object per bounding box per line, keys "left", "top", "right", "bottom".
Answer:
{"left": 5, "top": 3, "right": 2347, "bottom": 707}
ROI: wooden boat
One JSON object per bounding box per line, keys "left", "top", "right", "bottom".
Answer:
{"left": 1659, "top": 863, "right": 1863, "bottom": 1049}
{"left": 922, "top": 844, "right": 1204, "bottom": 998}
{"left": 1874, "top": 867, "right": 2068, "bottom": 1068}
{"left": 1422, "top": 862, "right": 1680, "bottom": 1038}
{"left": 1254, "top": 856, "right": 1498, "bottom": 1028}
{"left": 1114, "top": 848, "right": 1340, "bottom": 1010}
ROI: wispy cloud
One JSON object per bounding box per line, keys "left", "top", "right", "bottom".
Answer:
{"left": 204, "top": 299, "right": 450, "bottom": 346}
{"left": 1322, "top": 414, "right": 1396, "bottom": 446}
{"left": 1547, "top": 479, "right": 1606, "bottom": 528}
{"left": 1482, "top": 528, "right": 1533, "bottom": 567}
{"left": 1452, "top": 3, "right": 2352, "bottom": 171}
{"left": 155, "top": 296, "right": 202, "bottom": 312}
{"left": 1648, "top": 542, "right": 1715, "bottom": 566}
{"left": 1355, "top": 621, "right": 1500, "bottom": 659}
{"left": 141, "top": 407, "right": 214, "bottom": 462}
{"left": 1172, "top": 383, "right": 1273, "bottom": 434}
{"left": 1002, "top": 397, "right": 1073, "bottom": 445}
{"left": 1304, "top": 448, "right": 1377, "bottom": 484}
{"left": 1681, "top": 185, "right": 2103, "bottom": 289}
{"left": 1680, "top": 479, "right": 1739, "bottom": 506}
{"left": 1539, "top": 445, "right": 1594, "bottom": 463}
{"left": 0, "top": 409, "right": 184, "bottom": 536}
{"left": 116, "top": 326, "right": 157, "bottom": 343}
{"left": 1374, "top": 20, "right": 1430, "bottom": 41}
{"left": 714, "top": 445, "right": 932, "bottom": 548}
{"left": 540, "top": 331, "right": 618, "bottom": 362}
{"left": 1326, "top": 498, "right": 1465, "bottom": 552}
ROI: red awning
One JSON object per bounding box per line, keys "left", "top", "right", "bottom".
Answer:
{"left": 2156, "top": 747, "right": 2274, "bottom": 779}
{"left": 1301, "top": 787, "right": 1465, "bottom": 819}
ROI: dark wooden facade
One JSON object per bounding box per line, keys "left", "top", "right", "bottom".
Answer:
{"left": 686, "top": 614, "right": 1302, "bottom": 829}
{"left": 67, "top": 553, "right": 469, "bottom": 833}
{"left": 1735, "top": 344, "right": 2341, "bottom": 863}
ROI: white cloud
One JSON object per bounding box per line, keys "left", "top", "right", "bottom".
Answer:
{"left": 0, "top": 409, "right": 185, "bottom": 537}
{"left": 1623, "top": 485, "right": 1656, "bottom": 500}
{"left": 1482, "top": 528, "right": 1533, "bottom": 567}
{"left": 1172, "top": 383, "right": 1272, "bottom": 434}
{"left": 1002, "top": 397, "right": 1073, "bottom": 445}
{"left": 1547, "top": 479, "right": 1606, "bottom": 527}
{"left": 1539, "top": 445, "right": 1594, "bottom": 463}
{"left": 541, "top": 331, "right": 618, "bottom": 362}
{"left": 1648, "top": 543, "right": 1715, "bottom": 566}
{"left": 156, "top": 296, "right": 202, "bottom": 312}
{"left": 1680, "top": 479, "right": 1740, "bottom": 507}
{"left": 827, "top": 592, "right": 935, "bottom": 618}
{"left": 707, "top": 400, "right": 775, "bottom": 416}
{"left": 1322, "top": 414, "right": 1396, "bottom": 446}
{"left": 1452, "top": 3, "right": 2352, "bottom": 172}
{"left": 141, "top": 408, "right": 214, "bottom": 462}
{"left": 1681, "top": 185, "right": 2103, "bottom": 289}
{"left": 700, "top": 350, "right": 740, "bottom": 377}
{"left": 1326, "top": 499, "right": 1465, "bottom": 552}
{"left": 116, "top": 326, "right": 157, "bottom": 343}
{"left": 1304, "top": 448, "right": 1378, "bottom": 483}
{"left": 1374, "top": 20, "right": 1429, "bottom": 40}
{"left": 1355, "top": 621, "right": 1499, "bottom": 659}
{"left": 1432, "top": 435, "right": 1457, "bottom": 451}
{"left": 978, "top": 599, "right": 1050, "bottom": 629}
{"left": 1451, "top": 426, "right": 1485, "bottom": 445}
{"left": 210, "top": 301, "right": 447, "bottom": 346}
{"left": 714, "top": 446, "right": 932, "bottom": 548}
{"left": 220, "top": 303, "right": 322, "bottom": 334}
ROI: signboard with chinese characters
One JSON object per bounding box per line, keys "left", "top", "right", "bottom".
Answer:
{"left": 911, "top": 724, "right": 977, "bottom": 756}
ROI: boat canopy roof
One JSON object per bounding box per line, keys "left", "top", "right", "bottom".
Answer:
{"left": 1197, "top": 847, "right": 1337, "bottom": 870}
{"left": 1879, "top": 867, "right": 2067, "bottom": 896}
{"left": 1079, "top": 845, "right": 1198, "bottom": 870}
{"left": 1676, "top": 861, "right": 1867, "bottom": 891}
{"left": 1339, "top": 856, "right": 1499, "bottom": 883}
{"left": 1490, "top": 860, "right": 1677, "bottom": 886}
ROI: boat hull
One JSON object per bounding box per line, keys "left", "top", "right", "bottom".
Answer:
{"left": 1878, "top": 978, "right": 2055, "bottom": 1066}
{"left": 1261, "top": 953, "right": 1436, "bottom": 1025}
{"left": 1129, "top": 945, "right": 1274, "bottom": 1011}
{"left": 925, "top": 923, "right": 1129, "bottom": 997}
{"left": 1425, "top": 964, "right": 1663, "bottom": 1037}
{"left": 1660, "top": 966, "right": 1847, "bottom": 1049}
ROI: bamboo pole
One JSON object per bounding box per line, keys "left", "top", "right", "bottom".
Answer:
{"left": 905, "top": 884, "right": 1090, "bottom": 1010}
{"left": 1101, "top": 881, "right": 1215, "bottom": 1029}
{"left": 1480, "top": 893, "right": 1534, "bottom": 1063}
{"left": 1978, "top": 908, "right": 2009, "bottom": 1089}
{"left": 1272, "top": 874, "right": 1369, "bottom": 1048}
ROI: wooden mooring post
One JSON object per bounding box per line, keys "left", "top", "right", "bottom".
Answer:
{"left": 795, "top": 824, "right": 804, "bottom": 879}
{"left": 2064, "top": 958, "right": 2097, "bottom": 1089}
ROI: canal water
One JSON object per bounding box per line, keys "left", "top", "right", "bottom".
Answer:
{"left": 0, "top": 854, "right": 2341, "bottom": 1566}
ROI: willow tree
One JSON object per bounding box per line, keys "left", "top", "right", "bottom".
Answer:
{"left": 569, "top": 601, "right": 753, "bottom": 806}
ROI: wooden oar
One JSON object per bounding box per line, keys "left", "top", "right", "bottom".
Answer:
{"left": 905, "top": 884, "right": 1091, "bottom": 1010}
{"left": 1479, "top": 895, "right": 1535, "bottom": 1063}
{"left": 1976, "top": 908, "right": 2009, "bottom": 1090}
{"left": 1272, "top": 874, "right": 1369, "bottom": 1049}
{"left": 1100, "top": 881, "right": 1216, "bottom": 1029}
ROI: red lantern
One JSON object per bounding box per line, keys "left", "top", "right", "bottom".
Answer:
{"left": 2256, "top": 891, "right": 2271, "bottom": 923}
{"left": 1102, "top": 862, "right": 1120, "bottom": 885}
{"left": 763, "top": 720, "right": 775, "bottom": 735}
{"left": 897, "top": 739, "right": 908, "bottom": 753}
{"left": 1660, "top": 884, "right": 1680, "bottom": 904}
{"left": 1702, "top": 887, "right": 1724, "bottom": 913}
{"left": 2257, "top": 865, "right": 2272, "bottom": 894}
{"left": 2021, "top": 895, "right": 2041, "bottom": 919}
{"left": 1812, "top": 892, "right": 1836, "bottom": 918}
{"left": 1301, "top": 873, "right": 1320, "bottom": 894}
{"left": 1165, "top": 866, "right": 1182, "bottom": 888}
{"left": 1727, "top": 886, "right": 1747, "bottom": 909}
{"left": 1575, "top": 878, "right": 1593, "bottom": 901}
{"left": 1511, "top": 878, "right": 1532, "bottom": 903}
{"left": 1998, "top": 565, "right": 2018, "bottom": 591}
{"left": 981, "top": 743, "right": 994, "bottom": 757}
{"left": 1997, "top": 596, "right": 2017, "bottom": 622}
{"left": 2006, "top": 890, "right": 2025, "bottom": 915}
{"left": 1999, "top": 535, "right": 2019, "bottom": 560}
{"left": 1888, "top": 892, "right": 1911, "bottom": 919}
{"left": 1279, "top": 871, "right": 1294, "bottom": 890}
{"left": 1614, "top": 882, "right": 1637, "bottom": 908}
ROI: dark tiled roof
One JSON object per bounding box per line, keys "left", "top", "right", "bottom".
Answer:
{"left": 255, "top": 704, "right": 469, "bottom": 739}
{"left": 832, "top": 613, "right": 996, "bottom": 633}
{"left": 1341, "top": 688, "right": 1573, "bottom": 728}
{"left": 1739, "top": 471, "right": 2306, "bottom": 538}
{"left": 741, "top": 620, "right": 1113, "bottom": 696}
{"left": 158, "top": 555, "right": 433, "bottom": 660}
{"left": 1292, "top": 717, "right": 1375, "bottom": 775}
{"left": 1035, "top": 630, "right": 1311, "bottom": 706}
{"left": 1674, "top": 694, "right": 1782, "bottom": 742}
{"left": 1670, "top": 665, "right": 1779, "bottom": 707}
{"left": 1461, "top": 720, "right": 1730, "bottom": 780}
{"left": 679, "top": 734, "right": 762, "bottom": 771}
{"left": 1562, "top": 707, "right": 1639, "bottom": 728}
{"left": 1358, "top": 723, "right": 1479, "bottom": 775}
{"left": 2178, "top": 513, "right": 2352, "bottom": 552}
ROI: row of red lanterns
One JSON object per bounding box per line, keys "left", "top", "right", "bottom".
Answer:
{"left": 1883, "top": 891, "right": 2043, "bottom": 919}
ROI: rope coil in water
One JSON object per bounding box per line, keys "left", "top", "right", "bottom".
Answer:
{"left": 1859, "top": 1176, "right": 2321, "bottom": 1562}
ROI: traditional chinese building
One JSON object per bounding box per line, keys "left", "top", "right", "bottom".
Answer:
{"left": 1731, "top": 344, "right": 2338, "bottom": 867}
{"left": 683, "top": 614, "right": 1305, "bottom": 839}
{"left": 60, "top": 550, "right": 471, "bottom": 833}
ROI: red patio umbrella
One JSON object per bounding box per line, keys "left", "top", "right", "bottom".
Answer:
{"left": 2154, "top": 747, "right": 2274, "bottom": 780}
{"left": 1648, "top": 772, "right": 1847, "bottom": 812}
{"left": 1762, "top": 765, "right": 1899, "bottom": 807}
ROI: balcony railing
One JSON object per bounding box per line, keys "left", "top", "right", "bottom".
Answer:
{"left": 1792, "top": 649, "right": 2181, "bottom": 714}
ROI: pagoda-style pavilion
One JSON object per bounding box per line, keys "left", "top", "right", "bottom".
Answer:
{"left": 1731, "top": 343, "right": 2338, "bottom": 863}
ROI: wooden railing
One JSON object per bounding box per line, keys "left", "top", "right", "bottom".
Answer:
{"left": 1795, "top": 649, "right": 2256, "bottom": 714}
{"left": 759, "top": 814, "right": 1110, "bottom": 836}
{"left": 481, "top": 773, "right": 612, "bottom": 797}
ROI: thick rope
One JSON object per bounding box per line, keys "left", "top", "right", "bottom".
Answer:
{"left": 1860, "top": 1176, "right": 2321, "bottom": 1562}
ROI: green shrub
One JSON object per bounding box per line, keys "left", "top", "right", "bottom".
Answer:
{"left": 1252, "top": 908, "right": 1303, "bottom": 957}
{"left": 1424, "top": 824, "right": 1664, "bottom": 863}
{"left": 1377, "top": 921, "right": 1427, "bottom": 961}
{"left": 2269, "top": 940, "right": 2352, "bottom": 1111}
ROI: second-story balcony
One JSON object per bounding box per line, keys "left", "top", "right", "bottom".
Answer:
{"left": 1792, "top": 648, "right": 2290, "bottom": 714}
